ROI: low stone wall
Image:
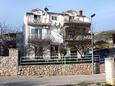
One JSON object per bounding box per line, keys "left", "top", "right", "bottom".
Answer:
{"left": 18, "top": 63, "right": 105, "bottom": 76}
{"left": 0, "top": 49, "right": 105, "bottom": 76}
{"left": 0, "top": 49, "right": 18, "bottom": 76}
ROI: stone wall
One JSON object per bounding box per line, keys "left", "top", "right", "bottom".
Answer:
{"left": 18, "top": 63, "right": 105, "bottom": 76}
{"left": 0, "top": 49, "right": 18, "bottom": 76}
{"left": 0, "top": 49, "right": 105, "bottom": 76}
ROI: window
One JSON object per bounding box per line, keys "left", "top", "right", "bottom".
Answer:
{"left": 31, "top": 28, "right": 38, "bottom": 34}
{"left": 52, "top": 16, "right": 57, "bottom": 20}
{"left": 31, "top": 28, "right": 39, "bottom": 39}
{"left": 69, "top": 16, "right": 74, "bottom": 19}
{"left": 34, "top": 15, "right": 37, "bottom": 20}
{"left": 34, "top": 15, "right": 41, "bottom": 20}
{"left": 42, "top": 29, "right": 47, "bottom": 39}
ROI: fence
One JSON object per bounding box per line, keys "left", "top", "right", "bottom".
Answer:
{"left": 20, "top": 55, "right": 101, "bottom": 65}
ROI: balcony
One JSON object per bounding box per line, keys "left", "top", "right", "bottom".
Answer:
{"left": 64, "top": 34, "right": 91, "bottom": 43}
{"left": 64, "top": 17, "right": 91, "bottom": 27}
{"left": 27, "top": 18, "right": 51, "bottom": 26}
{"left": 28, "top": 34, "right": 50, "bottom": 43}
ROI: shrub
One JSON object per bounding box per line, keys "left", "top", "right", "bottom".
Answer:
{"left": 59, "top": 48, "right": 67, "bottom": 56}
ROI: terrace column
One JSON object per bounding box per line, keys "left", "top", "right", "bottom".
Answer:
{"left": 77, "top": 51, "right": 81, "bottom": 58}
{"left": 66, "top": 48, "right": 71, "bottom": 56}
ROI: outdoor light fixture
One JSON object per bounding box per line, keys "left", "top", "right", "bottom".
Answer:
{"left": 91, "top": 14, "right": 96, "bottom": 18}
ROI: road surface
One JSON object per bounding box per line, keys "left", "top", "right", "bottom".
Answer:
{"left": 0, "top": 74, "right": 105, "bottom": 86}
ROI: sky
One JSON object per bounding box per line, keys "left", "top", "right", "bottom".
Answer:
{"left": 0, "top": 0, "right": 115, "bottom": 32}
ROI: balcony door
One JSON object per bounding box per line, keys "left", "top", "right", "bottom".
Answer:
{"left": 31, "top": 28, "right": 42, "bottom": 39}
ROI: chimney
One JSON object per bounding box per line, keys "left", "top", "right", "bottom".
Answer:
{"left": 79, "top": 10, "right": 83, "bottom": 16}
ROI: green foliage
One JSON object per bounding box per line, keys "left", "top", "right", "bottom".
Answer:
{"left": 59, "top": 48, "right": 67, "bottom": 56}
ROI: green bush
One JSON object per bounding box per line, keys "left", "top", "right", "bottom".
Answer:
{"left": 59, "top": 48, "right": 67, "bottom": 56}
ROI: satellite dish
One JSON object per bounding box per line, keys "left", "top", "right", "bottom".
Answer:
{"left": 44, "top": 8, "right": 49, "bottom": 12}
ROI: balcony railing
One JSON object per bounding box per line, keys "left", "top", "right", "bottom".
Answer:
{"left": 28, "top": 34, "right": 40, "bottom": 39}
{"left": 64, "top": 17, "right": 90, "bottom": 23}
{"left": 64, "top": 18, "right": 91, "bottom": 27}
{"left": 28, "top": 18, "right": 51, "bottom": 26}
{"left": 28, "top": 34, "right": 50, "bottom": 41}
{"left": 64, "top": 35, "right": 91, "bottom": 41}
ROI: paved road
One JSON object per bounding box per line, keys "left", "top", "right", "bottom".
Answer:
{"left": 0, "top": 74, "right": 105, "bottom": 86}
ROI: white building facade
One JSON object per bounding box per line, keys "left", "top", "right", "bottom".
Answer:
{"left": 24, "top": 8, "right": 91, "bottom": 59}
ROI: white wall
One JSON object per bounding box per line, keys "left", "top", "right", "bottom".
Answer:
{"left": 105, "top": 57, "right": 115, "bottom": 85}
{"left": 24, "top": 9, "right": 91, "bottom": 58}
{"left": 24, "top": 15, "right": 29, "bottom": 45}
{"left": 49, "top": 14, "right": 64, "bottom": 27}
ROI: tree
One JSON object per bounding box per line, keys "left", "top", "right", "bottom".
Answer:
{"left": 0, "top": 22, "right": 17, "bottom": 56}
{"left": 0, "top": 22, "right": 9, "bottom": 56}
{"left": 59, "top": 47, "right": 67, "bottom": 56}
{"left": 26, "top": 37, "right": 51, "bottom": 58}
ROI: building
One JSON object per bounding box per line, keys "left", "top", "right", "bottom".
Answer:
{"left": 23, "top": 8, "right": 91, "bottom": 59}
{"left": 0, "top": 33, "right": 16, "bottom": 56}
{"left": 0, "top": 32, "right": 24, "bottom": 57}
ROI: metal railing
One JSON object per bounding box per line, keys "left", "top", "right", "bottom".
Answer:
{"left": 65, "top": 35, "right": 91, "bottom": 41}
{"left": 28, "top": 18, "right": 51, "bottom": 26}
{"left": 20, "top": 55, "right": 101, "bottom": 65}
{"left": 64, "top": 17, "right": 90, "bottom": 23}
{"left": 28, "top": 34, "right": 49, "bottom": 40}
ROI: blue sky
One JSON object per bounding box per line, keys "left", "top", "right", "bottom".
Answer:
{"left": 0, "top": 0, "right": 115, "bottom": 32}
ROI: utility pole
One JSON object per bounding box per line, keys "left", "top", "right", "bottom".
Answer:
{"left": 91, "top": 13, "right": 96, "bottom": 74}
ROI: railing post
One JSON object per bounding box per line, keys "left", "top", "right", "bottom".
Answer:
{"left": 64, "top": 56, "right": 66, "bottom": 64}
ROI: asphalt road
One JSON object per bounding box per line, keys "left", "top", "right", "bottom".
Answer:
{"left": 0, "top": 74, "right": 105, "bottom": 86}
